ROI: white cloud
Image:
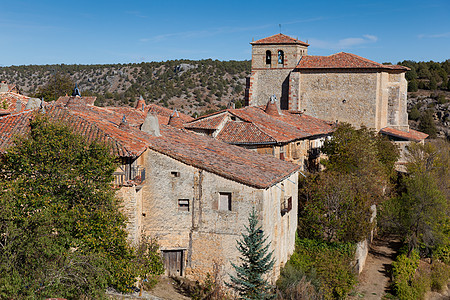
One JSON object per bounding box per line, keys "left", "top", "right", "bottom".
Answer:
{"left": 418, "top": 32, "right": 450, "bottom": 39}
{"left": 309, "top": 34, "right": 378, "bottom": 50}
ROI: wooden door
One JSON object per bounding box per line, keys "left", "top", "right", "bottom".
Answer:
{"left": 163, "top": 250, "right": 183, "bottom": 277}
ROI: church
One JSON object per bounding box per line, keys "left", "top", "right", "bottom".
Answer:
{"left": 246, "top": 33, "right": 414, "bottom": 133}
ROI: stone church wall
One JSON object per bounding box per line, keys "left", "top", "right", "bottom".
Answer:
{"left": 298, "top": 70, "right": 379, "bottom": 129}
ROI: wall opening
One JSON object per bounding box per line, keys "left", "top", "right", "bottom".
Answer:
{"left": 278, "top": 50, "right": 284, "bottom": 65}
{"left": 265, "top": 50, "right": 271, "bottom": 65}
{"left": 218, "top": 192, "right": 232, "bottom": 211}
{"left": 162, "top": 250, "right": 184, "bottom": 276}
{"left": 178, "top": 199, "right": 190, "bottom": 212}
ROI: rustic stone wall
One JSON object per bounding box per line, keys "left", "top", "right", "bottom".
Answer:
{"left": 251, "top": 44, "right": 307, "bottom": 69}
{"left": 298, "top": 70, "right": 379, "bottom": 129}
{"left": 249, "top": 43, "right": 307, "bottom": 109}
{"left": 116, "top": 186, "right": 143, "bottom": 245}
{"left": 248, "top": 68, "right": 292, "bottom": 108}
{"left": 138, "top": 149, "right": 297, "bottom": 282}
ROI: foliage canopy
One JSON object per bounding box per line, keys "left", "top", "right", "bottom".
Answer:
{"left": 0, "top": 115, "right": 163, "bottom": 299}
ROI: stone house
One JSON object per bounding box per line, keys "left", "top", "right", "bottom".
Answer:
{"left": 185, "top": 97, "right": 334, "bottom": 171}
{"left": 0, "top": 81, "right": 41, "bottom": 116}
{"left": 0, "top": 96, "right": 300, "bottom": 283}
{"left": 246, "top": 33, "right": 427, "bottom": 145}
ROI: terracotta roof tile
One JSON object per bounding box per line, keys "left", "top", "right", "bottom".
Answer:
{"left": 106, "top": 104, "right": 193, "bottom": 127}
{"left": 0, "top": 92, "right": 37, "bottom": 115}
{"left": 56, "top": 95, "right": 97, "bottom": 106}
{"left": 380, "top": 127, "right": 428, "bottom": 142}
{"left": 296, "top": 52, "right": 408, "bottom": 71}
{"left": 251, "top": 33, "right": 309, "bottom": 46}
{"left": 0, "top": 103, "right": 298, "bottom": 188}
{"left": 149, "top": 126, "right": 300, "bottom": 189}
{"left": 0, "top": 104, "right": 154, "bottom": 157}
{"left": 217, "top": 122, "right": 276, "bottom": 144}
{"left": 185, "top": 113, "right": 227, "bottom": 130}
{"left": 185, "top": 106, "right": 334, "bottom": 145}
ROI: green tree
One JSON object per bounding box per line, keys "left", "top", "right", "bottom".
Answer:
{"left": 34, "top": 73, "right": 75, "bottom": 101}
{"left": 429, "top": 77, "right": 438, "bottom": 90}
{"left": 227, "top": 208, "right": 275, "bottom": 300}
{"left": 408, "top": 107, "right": 420, "bottom": 121}
{"left": 380, "top": 141, "right": 450, "bottom": 255}
{"left": 0, "top": 115, "right": 163, "bottom": 299}
{"left": 408, "top": 78, "right": 418, "bottom": 92}
{"left": 418, "top": 110, "right": 437, "bottom": 138}
{"left": 299, "top": 124, "right": 399, "bottom": 243}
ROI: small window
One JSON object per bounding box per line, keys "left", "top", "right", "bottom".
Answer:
{"left": 178, "top": 199, "right": 190, "bottom": 212}
{"left": 265, "top": 50, "right": 271, "bottom": 65}
{"left": 278, "top": 50, "right": 284, "bottom": 64}
{"left": 218, "top": 192, "right": 232, "bottom": 211}
{"left": 281, "top": 196, "right": 292, "bottom": 216}
{"left": 171, "top": 171, "right": 180, "bottom": 177}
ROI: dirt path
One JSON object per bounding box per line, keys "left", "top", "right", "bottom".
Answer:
{"left": 350, "top": 237, "right": 401, "bottom": 299}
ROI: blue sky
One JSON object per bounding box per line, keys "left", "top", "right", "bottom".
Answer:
{"left": 0, "top": 0, "right": 449, "bottom": 66}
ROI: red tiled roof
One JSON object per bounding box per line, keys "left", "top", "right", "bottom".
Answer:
{"left": 0, "top": 92, "right": 36, "bottom": 115}
{"left": 251, "top": 33, "right": 309, "bottom": 46}
{"left": 185, "top": 106, "right": 334, "bottom": 144}
{"left": 228, "top": 106, "right": 334, "bottom": 143}
{"left": 105, "top": 104, "right": 194, "bottom": 128}
{"left": 296, "top": 52, "right": 408, "bottom": 71}
{"left": 56, "top": 95, "right": 97, "bottom": 106}
{"left": 185, "top": 113, "right": 227, "bottom": 130}
{"left": 0, "top": 105, "right": 154, "bottom": 157}
{"left": 149, "top": 125, "right": 300, "bottom": 189}
{"left": 217, "top": 122, "right": 276, "bottom": 144}
{"left": 380, "top": 127, "right": 428, "bottom": 142}
{"left": 0, "top": 103, "right": 298, "bottom": 188}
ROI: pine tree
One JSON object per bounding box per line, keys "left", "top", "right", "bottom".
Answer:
{"left": 227, "top": 208, "right": 275, "bottom": 300}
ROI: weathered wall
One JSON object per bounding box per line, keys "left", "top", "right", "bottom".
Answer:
{"left": 262, "top": 172, "right": 298, "bottom": 280}
{"left": 248, "top": 69, "right": 292, "bottom": 108}
{"left": 249, "top": 43, "right": 307, "bottom": 109}
{"left": 298, "top": 70, "right": 379, "bottom": 129}
{"left": 116, "top": 186, "right": 143, "bottom": 245}
{"left": 140, "top": 149, "right": 297, "bottom": 282}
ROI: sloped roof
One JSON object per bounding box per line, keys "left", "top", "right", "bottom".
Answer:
{"left": 0, "top": 103, "right": 298, "bottom": 188}
{"left": 185, "top": 106, "right": 334, "bottom": 144}
{"left": 56, "top": 95, "right": 97, "bottom": 106}
{"left": 217, "top": 122, "right": 276, "bottom": 144}
{"left": 106, "top": 104, "right": 194, "bottom": 127}
{"left": 185, "top": 113, "right": 227, "bottom": 130}
{"left": 149, "top": 125, "right": 300, "bottom": 189}
{"left": 251, "top": 33, "right": 309, "bottom": 46}
{"left": 0, "top": 105, "right": 154, "bottom": 157}
{"left": 296, "top": 52, "right": 408, "bottom": 71}
{"left": 380, "top": 127, "right": 428, "bottom": 142}
{"left": 0, "top": 92, "right": 37, "bottom": 115}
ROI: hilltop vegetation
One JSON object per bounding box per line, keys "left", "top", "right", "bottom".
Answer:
{"left": 0, "top": 60, "right": 251, "bottom": 116}
{"left": 397, "top": 60, "right": 450, "bottom": 139}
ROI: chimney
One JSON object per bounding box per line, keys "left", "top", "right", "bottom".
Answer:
{"left": 141, "top": 113, "right": 161, "bottom": 136}
{"left": 135, "top": 95, "right": 146, "bottom": 111}
{"left": 265, "top": 95, "right": 280, "bottom": 116}
{"left": 25, "top": 98, "right": 41, "bottom": 110}
{"left": 167, "top": 109, "right": 183, "bottom": 128}
{"left": 15, "top": 99, "right": 22, "bottom": 112}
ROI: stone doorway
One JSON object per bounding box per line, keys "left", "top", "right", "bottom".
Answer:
{"left": 162, "top": 250, "right": 184, "bottom": 277}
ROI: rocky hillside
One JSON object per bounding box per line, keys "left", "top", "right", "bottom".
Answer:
{"left": 0, "top": 60, "right": 251, "bottom": 116}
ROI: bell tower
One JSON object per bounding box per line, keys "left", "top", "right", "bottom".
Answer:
{"left": 246, "top": 33, "right": 309, "bottom": 110}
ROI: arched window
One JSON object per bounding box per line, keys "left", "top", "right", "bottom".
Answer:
{"left": 278, "top": 50, "right": 284, "bottom": 64}
{"left": 265, "top": 50, "right": 271, "bottom": 65}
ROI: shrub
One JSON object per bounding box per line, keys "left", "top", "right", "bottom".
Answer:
{"left": 279, "top": 238, "right": 357, "bottom": 299}
{"left": 409, "top": 107, "right": 420, "bottom": 121}
{"left": 392, "top": 251, "right": 422, "bottom": 300}
{"left": 430, "top": 262, "right": 450, "bottom": 292}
